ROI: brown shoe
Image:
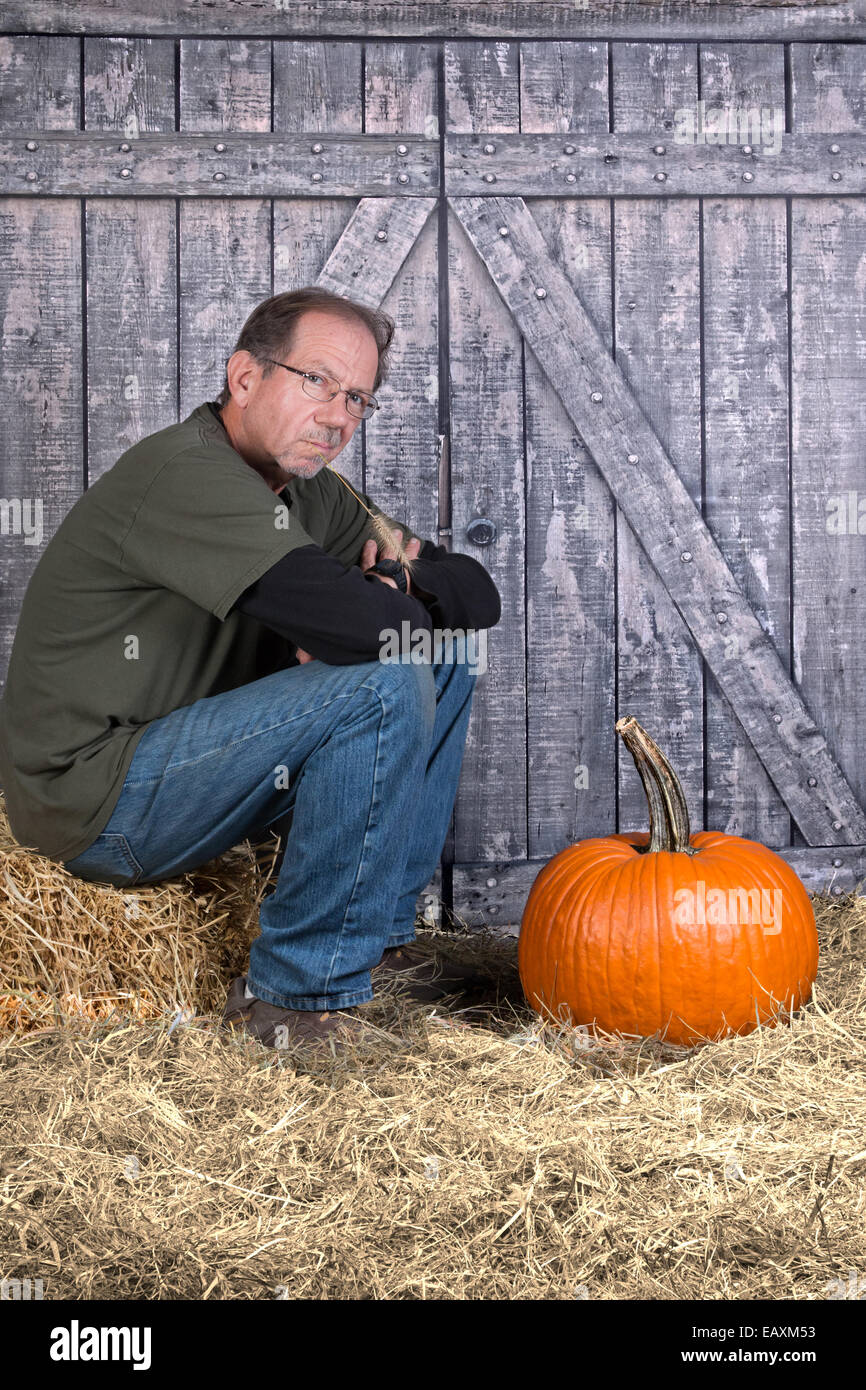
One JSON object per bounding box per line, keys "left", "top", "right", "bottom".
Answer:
{"left": 371, "top": 941, "right": 492, "bottom": 1004}
{"left": 221, "top": 977, "right": 401, "bottom": 1054}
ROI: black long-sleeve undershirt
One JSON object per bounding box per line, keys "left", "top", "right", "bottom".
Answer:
{"left": 231, "top": 538, "right": 502, "bottom": 666}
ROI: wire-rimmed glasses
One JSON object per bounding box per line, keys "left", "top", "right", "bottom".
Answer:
{"left": 264, "top": 359, "right": 380, "bottom": 420}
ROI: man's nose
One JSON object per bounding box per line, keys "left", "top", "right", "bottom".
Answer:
{"left": 314, "top": 392, "right": 354, "bottom": 431}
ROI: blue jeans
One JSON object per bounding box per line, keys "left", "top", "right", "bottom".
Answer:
{"left": 62, "top": 655, "right": 477, "bottom": 1011}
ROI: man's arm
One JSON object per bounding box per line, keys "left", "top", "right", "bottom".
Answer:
{"left": 407, "top": 539, "right": 502, "bottom": 630}
{"left": 231, "top": 543, "right": 437, "bottom": 665}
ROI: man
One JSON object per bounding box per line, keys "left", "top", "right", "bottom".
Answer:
{"left": 0, "top": 288, "right": 502, "bottom": 1052}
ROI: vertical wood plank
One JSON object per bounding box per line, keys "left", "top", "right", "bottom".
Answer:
{"left": 700, "top": 42, "right": 791, "bottom": 845}
{"left": 179, "top": 40, "right": 271, "bottom": 416}
{"left": 272, "top": 41, "right": 364, "bottom": 486}
{"left": 0, "top": 202, "right": 82, "bottom": 687}
{"left": 0, "top": 37, "right": 81, "bottom": 694}
{"left": 790, "top": 44, "right": 866, "bottom": 834}
{"left": 364, "top": 44, "right": 439, "bottom": 555}
{"left": 611, "top": 43, "right": 705, "bottom": 834}
{"left": 519, "top": 40, "right": 616, "bottom": 857}
{"left": 83, "top": 36, "right": 175, "bottom": 134}
{"left": 446, "top": 39, "right": 525, "bottom": 862}
{"left": 179, "top": 38, "right": 271, "bottom": 132}
{"left": 0, "top": 35, "right": 80, "bottom": 128}
{"left": 84, "top": 41, "right": 176, "bottom": 480}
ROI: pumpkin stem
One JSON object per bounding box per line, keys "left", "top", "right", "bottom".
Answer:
{"left": 615, "top": 716, "right": 698, "bottom": 855}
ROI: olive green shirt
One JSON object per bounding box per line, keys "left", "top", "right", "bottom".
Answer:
{"left": 0, "top": 402, "right": 422, "bottom": 862}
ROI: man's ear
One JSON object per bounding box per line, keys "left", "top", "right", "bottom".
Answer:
{"left": 225, "top": 350, "right": 259, "bottom": 407}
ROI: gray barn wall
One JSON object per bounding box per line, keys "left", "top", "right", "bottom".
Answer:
{"left": 1, "top": 6, "right": 865, "bottom": 921}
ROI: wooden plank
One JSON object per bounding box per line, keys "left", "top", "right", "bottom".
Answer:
{"left": 83, "top": 36, "right": 175, "bottom": 134}
{"left": 611, "top": 43, "right": 705, "bottom": 836}
{"left": 179, "top": 40, "right": 271, "bottom": 418}
{"left": 4, "top": 129, "right": 862, "bottom": 198}
{"left": 446, "top": 40, "right": 526, "bottom": 863}
{"left": 700, "top": 43, "right": 792, "bottom": 846}
{"left": 0, "top": 35, "right": 80, "bottom": 128}
{"left": 273, "top": 40, "right": 364, "bottom": 486}
{"left": 791, "top": 46, "right": 866, "bottom": 846}
{"left": 0, "top": 201, "right": 82, "bottom": 694}
{"left": 3, "top": 3, "right": 863, "bottom": 43}
{"left": 0, "top": 38, "right": 81, "bottom": 699}
{"left": 519, "top": 40, "right": 617, "bottom": 858}
{"left": 454, "top": 846, "right": 866, "bottom": 927}
{"left": 316, "top": 197, "right": 436, "bottom": 307}
{"left": 180, "top": 38, "right": 271, "bottom": 132}
{"left": 451, "top": 192, "right": 866, "bottom": 846}
{"left": 82, "top": 39, "right": 175, "bottom": 482}
{"left": 82, "top": 40, "right": 175, "bottom": 483}
{"left": 363, "top": 45, "right": 440, "bottom": 558}
{"left": 83, "top": 203, "right": 177, "bottom": 481}
{"left": 0, "top": 132, "right": 440, "bottom": 197}
{"left": 444, "top": 131, "right": 866, "bottom": 196}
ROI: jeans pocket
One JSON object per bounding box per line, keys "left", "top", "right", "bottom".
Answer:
{"left": 63, "top": 832, "right": 145, "bottom": 889}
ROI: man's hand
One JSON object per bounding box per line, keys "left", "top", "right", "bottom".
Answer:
{"left": 295, "top": 528, "right": 421, "bottom": 666}
{"left": 361, "top": 527, "right": 422, "bottom": 594}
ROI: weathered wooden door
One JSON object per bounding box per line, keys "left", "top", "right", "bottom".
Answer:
{"left": 1, "top": 7, "right": 865, "bottom": 924}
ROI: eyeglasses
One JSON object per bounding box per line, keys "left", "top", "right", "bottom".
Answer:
{"left": 264, "top": 360, "right": 380, "bottom": 421}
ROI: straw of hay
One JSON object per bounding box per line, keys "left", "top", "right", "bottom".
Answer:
{"left": 1, "top": 872, "right": 864, "bottom": 1299}
{"left": 0, "top": 795, "right": 279, "bottom": 1031}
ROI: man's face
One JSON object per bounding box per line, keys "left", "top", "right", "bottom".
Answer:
{"left": 223, "top": 309, "right": 380, "bottom": 489}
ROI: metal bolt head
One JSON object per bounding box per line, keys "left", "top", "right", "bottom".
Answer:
{"left": 213, "top": 171, "right": 226, "bottom": 181}
{"left": 681, "top": 551, "right": 692, "bottom": 562}
{"left": 486, "top": 876, "right": 498, "bottom": 888}
{"left": 535, "top": 287, "right": 547, "bottom": 299}
{"left": 25, "top": 139, "right": 38, "bottom": 151}
{"left": 833, "top": 857, "right": 843, "bottom": 867}
{"left": 653, "top": 144, "right": 666, "bottom": 155}
{"left": 716, "top": 611, "right": 727, "bottom": 623}
{"left": 563, "top": 143, "right": 576, "bottom": 155}
{"left": 375, "top": 229, "right": 388, "bottom": 241}
{"left": 590, "top": 391, "right": 603, "bottom": 403}
{"left": 25, "top": 170, "right": 38, "bottom": 181}
{"left": 483, "top": 142, "right": 496, "bottom": 154}
{"left": 467, "top": 517, "right": 497, "bottom": 546}
{"left": 807, "top": 777, "right": 818, "bottom": 786}
{"left": 773, "top": 713, "right": 782, "bottom": 723}
{"left": 565, "top": 172, "right": 576, "bottom": 183}
{"left": 311, "top": 172, "right": 323, "bottom": 182}
{"left": 120, "top": 167, "right": 131, "bottom": 178}
{"left": 120, "top": 142, "right": 131, "bottom": 152}
{"left": 654, "top": 171, "right": 667, "bottom": 182}
{"left": 396, "top": 143, "right": 408, "bottom": 155}
{"left": 498, "top": 226, "right": 509, "bottom": 236}
{"left": 627, "top": 454, "right": 639, "bottom": 464}
{"left": 833, "top": 820, "right": 843, "bottom": 830}
{"left": 829, "top": 143, "right": 841, "bottom": 154}
{"left": 832, "top": 885, "right": 843, "bottom": 896}
{"left": 397, "top": 172, "right": 409, "bottom": 184}
{"left": 483, "top": 172, "right": 496, "bottom": 183}
{"left": 831, "top": 171, "right": 842, "bottom": 182}
{"left": 214, "top": 142, "right": 226, "bottom": 153}
{"left": 742, "top": 171, "right": 754, "bottom": 182}
{"left": 311, "top": 142, "right": 323, "bottom": 154}
{"left": 742, "top": 144, "right": 753, "bottom": 155}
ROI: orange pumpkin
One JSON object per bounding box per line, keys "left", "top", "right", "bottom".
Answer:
{"left": 518, "top": 716, "right": 818, "bottom": 1047}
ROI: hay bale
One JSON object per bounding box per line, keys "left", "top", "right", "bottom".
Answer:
{"left": 0, "top": 795, "right": 278, "bottom": 1032}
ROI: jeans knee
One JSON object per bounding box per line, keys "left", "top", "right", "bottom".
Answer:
{"left": 363, "top": 657, "right": 436, "bottom": 733}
